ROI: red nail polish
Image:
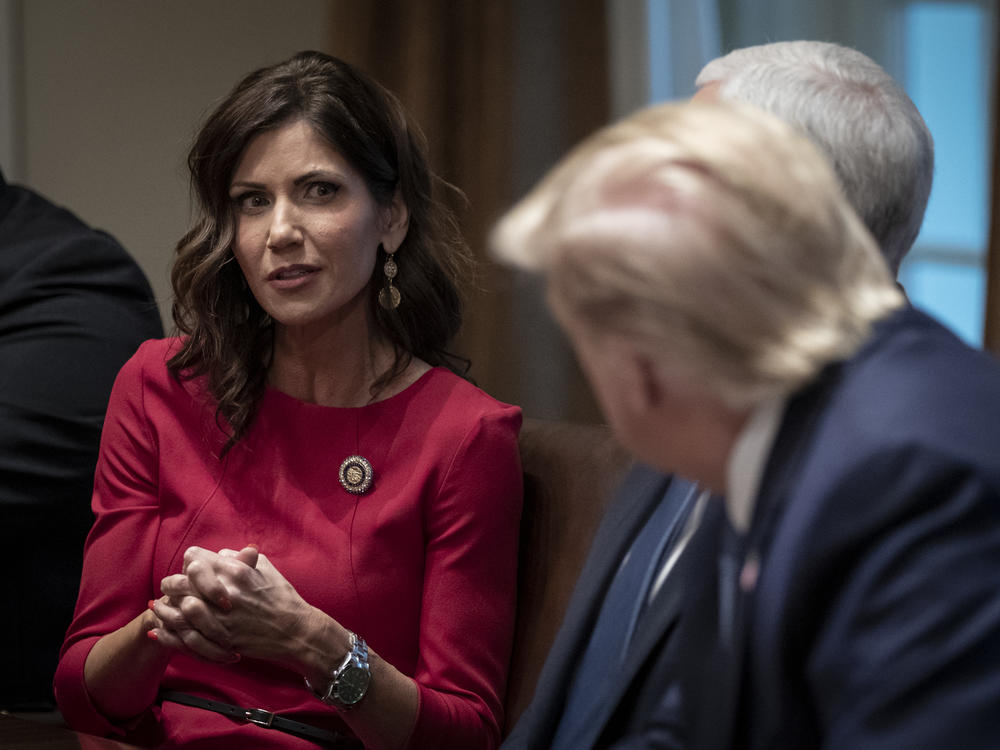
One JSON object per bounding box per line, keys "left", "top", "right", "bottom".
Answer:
{"left": 246, "top": 543, "right": 259, "bottom": 550}
{"left": 217, "top": 596, "right": 233, "bottom": 612}
{"left": 146, "top": 629, "right": 158, "bottom": 642}
{"left": 148, "top": 599, "right": 156, "bottom": 610}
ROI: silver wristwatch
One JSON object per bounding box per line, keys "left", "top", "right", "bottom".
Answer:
{"left": 305, "top": 631, "right": 371, "bottom": 708}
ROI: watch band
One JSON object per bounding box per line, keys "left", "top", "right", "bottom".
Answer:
{"left": 305, "top": 631, "right": 371, "bottom": 708}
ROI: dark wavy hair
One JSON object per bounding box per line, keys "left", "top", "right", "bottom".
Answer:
{"left": 169, "top": 51, "right": 471, "bottom": 452}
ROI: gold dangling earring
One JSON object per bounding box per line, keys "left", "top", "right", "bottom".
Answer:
{"left": 378, "top": 245, "right": 401, "bottom": 310}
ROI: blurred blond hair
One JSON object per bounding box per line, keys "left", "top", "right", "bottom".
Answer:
{"left": 491, "top": 100, "right": 904, "bottom": 408}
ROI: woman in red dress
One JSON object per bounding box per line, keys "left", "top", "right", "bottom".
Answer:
{"left": 55, "top": 51, "right": 522, "bottom": 749}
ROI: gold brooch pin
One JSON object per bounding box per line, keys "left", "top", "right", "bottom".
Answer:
{"left": 339, "top": 455, "right": 374, "bottom": 495}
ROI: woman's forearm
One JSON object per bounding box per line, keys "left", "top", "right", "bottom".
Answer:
{"left": 83, "top": 608, "right": 173, "bottom": 722}
{"left": 340, "top": 650, "right": 420, "bottom": 750}
{"left": 296, "top": 606, "right": 419, "bottom": 750}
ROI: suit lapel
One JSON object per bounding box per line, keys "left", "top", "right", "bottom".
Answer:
{"left": 511, "top": 465, "right": 672, "bottom": 747}
{"left": 686, "top": 368, "right": 842, "bottom": 750}
{"left": 548, "top": 465, "right": 671, "bottom": 679}
{"left": 615, "top": 484, "right": 700, "bottom": 693}
{"left": 731, "top": 367, "right": 842, "bottom": 746}
{"left": 570, "top": 479, "right": 700, "bottom": 748}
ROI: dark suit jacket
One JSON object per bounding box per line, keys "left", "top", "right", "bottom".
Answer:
{"left": 0, "top": 171, "right": 163, "bottom": 709}
{"left": 503, "top": 466, "right": 701, "bottom": 749}
{"left": 681, "top": 305, "right": 1000, "bottom": 749}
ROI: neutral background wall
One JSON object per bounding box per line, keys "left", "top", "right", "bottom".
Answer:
{"left": 1, "top": 0, "right": 614, "bottom": 420}
{"left": 4, "top": 0, "right": 335, "bottom": 326}
{"left": 7, "top": 1, "right": 994, "bottom": 418}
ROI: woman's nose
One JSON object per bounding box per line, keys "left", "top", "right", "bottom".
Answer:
{"left": 266, "top": 201, "right": 303, "bottom": 251}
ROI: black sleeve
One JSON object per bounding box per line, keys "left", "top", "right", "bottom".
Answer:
{"left": 0, "top": 185, "right": 163, "bottom": 708}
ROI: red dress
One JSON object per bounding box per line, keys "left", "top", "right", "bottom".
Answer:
{"left": 54, "top": 338, "right": 523, "bottom": 748}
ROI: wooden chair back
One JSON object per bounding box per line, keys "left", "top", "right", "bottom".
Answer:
{"left": 504, "top": 418, "right": 632, "bottom": 732}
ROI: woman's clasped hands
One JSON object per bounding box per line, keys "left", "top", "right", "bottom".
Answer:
{"left": 149, "top": 545, "right": 325, "bottom": 669}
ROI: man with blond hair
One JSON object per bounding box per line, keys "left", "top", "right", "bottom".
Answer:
{"left": 494, "top": 98, "right": 1000, "bottom": 748}
{"left": 499, "top": 41, "right": 940, "bottom": 750}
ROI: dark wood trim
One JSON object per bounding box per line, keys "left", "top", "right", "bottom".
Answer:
{"left": 983, "top": 34, "right": 1000, "bottom": 353}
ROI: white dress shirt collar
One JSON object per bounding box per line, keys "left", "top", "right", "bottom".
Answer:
{"left": 725, "top": 394, "right": 788, "bottom": 534}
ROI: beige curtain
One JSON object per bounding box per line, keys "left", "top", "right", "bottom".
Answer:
{"left": 329, "top": 0, "right": 610, "bottom": 422}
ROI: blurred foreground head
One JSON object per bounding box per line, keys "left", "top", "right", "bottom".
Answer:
{"left": 491, "top": 100, "right": 904, "bottom": 425}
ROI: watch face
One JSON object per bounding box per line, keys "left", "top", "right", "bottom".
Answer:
{"left": 336, "top": 664, "right": 371, "bottom": 705}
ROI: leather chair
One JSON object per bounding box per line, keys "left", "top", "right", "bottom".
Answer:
{"left": 504, "top": 418, "right": 632, "bottom": 732}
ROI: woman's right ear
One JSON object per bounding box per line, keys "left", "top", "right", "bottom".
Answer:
{"left": 381, "top": 190, "right": 410, "bottom": 253}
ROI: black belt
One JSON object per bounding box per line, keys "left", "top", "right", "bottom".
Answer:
{"left": 160, "top": 690, "right": 359, "bottom": 747}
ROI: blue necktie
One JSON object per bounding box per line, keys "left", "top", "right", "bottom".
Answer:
{"left": 550, "top": 478, "right": 700, "bottom": 750}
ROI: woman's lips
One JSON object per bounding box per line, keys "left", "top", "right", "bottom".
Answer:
{"left": 266, "top": 265, "right": 319, "bottom": 289}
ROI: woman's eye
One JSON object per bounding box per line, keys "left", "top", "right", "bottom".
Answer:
{"left": 233, "top": 192, "right": 269, "bottom": 214}
{"left": 306, "top": 182, "right": 339, "bottom": 199}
